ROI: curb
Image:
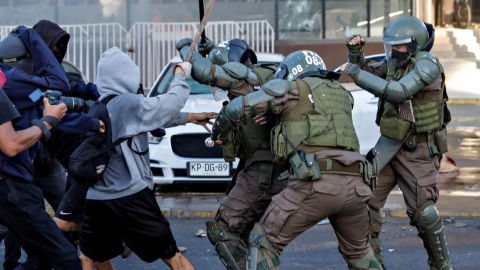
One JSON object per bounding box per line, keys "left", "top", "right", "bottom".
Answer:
{"left": 160, "top": 190, "right": 480, "bottom": 218}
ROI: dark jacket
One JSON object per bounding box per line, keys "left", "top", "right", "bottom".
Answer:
{"left": 0, "top": 27, "right": 97, "bottom": 181}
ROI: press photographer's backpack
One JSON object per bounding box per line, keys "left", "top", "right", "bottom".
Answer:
{"left": 69, "top": 95, "right": 147, "bottom": 186}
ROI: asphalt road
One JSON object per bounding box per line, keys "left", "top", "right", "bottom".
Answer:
{"left": 1, "top": 217, "right": 479, "bottom": 270}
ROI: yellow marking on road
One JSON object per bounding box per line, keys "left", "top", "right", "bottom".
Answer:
{"left": 451, "top": 117, "right": 480, "bottom": 122}
{"left": 381, "top": 209, "right": 480, "bottom": 218}
{"left": 448, "top": 99, "right": 480, "bottom": 105}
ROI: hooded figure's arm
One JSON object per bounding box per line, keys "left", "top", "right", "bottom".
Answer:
{"left": 109, "top": 73, "right": 191, "bottom": 141}
{"left": 5, "top": 27, "right": 70, "bottom": 110}
{"left": 17, "top": 27, "right": 70, "bottom": 92}
{"left": 56, "top": 112, "right": 100, "bottom": 134}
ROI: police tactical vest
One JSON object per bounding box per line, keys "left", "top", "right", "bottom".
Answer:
{"left": 379, "top": 55, "right": 450, "bottom": 140}
{"left": 223, "top": 64, "right": 278, "bottom": 161}
{"left": 272, "top": 77, "right": 359, "bottom": 163}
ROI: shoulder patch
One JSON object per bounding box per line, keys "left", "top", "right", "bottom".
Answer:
{"left": 262, "top": 79, "right": 290, "bottom": 97}
{"left": 222, "top": 62, "right": 249, "bottom": 79}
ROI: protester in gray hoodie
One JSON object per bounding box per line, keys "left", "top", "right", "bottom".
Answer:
{"left": 79, "top": 47, "right": 214, "bottom": 270}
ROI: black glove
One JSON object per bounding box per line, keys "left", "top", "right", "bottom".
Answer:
{"left": 197, "top": 37, "right": 215, "bottom": 57}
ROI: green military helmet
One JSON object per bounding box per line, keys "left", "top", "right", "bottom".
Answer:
{"left": 208, "top": 39, "right": 257, "bottom": 67}
{"left": 275, "top": 50, "right": 326, "bottom": 81}
{"left": 383, "top": 16, "right": 429, "bottom": 62}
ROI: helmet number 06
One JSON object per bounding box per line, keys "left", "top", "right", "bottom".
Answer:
{"left": 291, "top": 64, "right": 303, "bottom": 75}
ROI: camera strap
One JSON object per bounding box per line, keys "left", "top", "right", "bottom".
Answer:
{"left": 31, "top": 119, "right": 52, "bottom": 141}
{"left": 40, "top": 115, "right": 60, "bottom": 129}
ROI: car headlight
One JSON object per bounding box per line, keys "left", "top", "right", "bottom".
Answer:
{"left": 148, "top": 132, "right": 163, "bottom": 144}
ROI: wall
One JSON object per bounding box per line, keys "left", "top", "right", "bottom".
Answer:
{"left": 275, "top": 38, "right": 385, "bottom": 82}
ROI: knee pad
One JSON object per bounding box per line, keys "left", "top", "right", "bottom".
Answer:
{"left": 412, "top": 201, "right": 438, "bottom": 229}
{"left": 246, "top": 223, "right": 280, "bottom": 270}
{"left": 345, "top": 247, "right": 382, "bottom": 270}
{"left": 412, "top": 201, "right": 453, "bottom": 270}
{"left": 206, "top": 221, "right": 247, "bottom": 270}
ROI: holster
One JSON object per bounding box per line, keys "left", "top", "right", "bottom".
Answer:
{"left": 361, "top": 158, "right": 379, "bottom": 191}
{"left": 289, "top": 153, "right": 321, "bottom": 182}
{"left": 246, "top": 162, "right": 284, "bottom": 189}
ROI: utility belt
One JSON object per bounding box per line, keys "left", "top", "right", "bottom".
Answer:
{"left": 281, "top": 133, "right": 379, "bottom": 190}
{"left": 245, "top": 161, "right": 284, "bottom": 189}
{"left": 403, "top": 129, "right": 448, "bottom": 156}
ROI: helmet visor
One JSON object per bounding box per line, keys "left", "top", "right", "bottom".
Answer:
{"left": 383, "top": 36, "right": 418, "bottom": 65}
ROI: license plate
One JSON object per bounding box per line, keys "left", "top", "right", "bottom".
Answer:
{"left": 188, "top": 162, "right": 230, "bottom": 177}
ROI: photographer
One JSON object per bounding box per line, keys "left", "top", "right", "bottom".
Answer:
{"left": 0, "top": 72, "right": 82, "bottom": 269}
{"left": 79, "top": 47, "right": 214, "bottom": 270}
{"left": 0, "top": 26, "right": 99, "bottom": 270}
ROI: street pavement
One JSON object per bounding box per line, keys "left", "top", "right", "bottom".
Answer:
{"left": 1, "top": 217, "right": 478, "bottom": 270}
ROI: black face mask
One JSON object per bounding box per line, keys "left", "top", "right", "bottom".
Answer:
{"left": 53, "top": 50, "right": 63, "bottom": 63}
{"left": 391, "top": 49, "right": 410, "bottom": 67}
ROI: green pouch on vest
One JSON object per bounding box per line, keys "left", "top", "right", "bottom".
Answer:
{"left": 222, "top": 130, "right": 238, "bottom": 162}
{"left": 379, "top": 102, "right": 411, "bottom": 141}
{"left": 289, "top": 153, "right": 313, "bottom": 182}
{"left": 305, "top": 153, "right": 321, "bottom": 181}
{"left": 434, "top": 128, "right": 448, "bottom": 154}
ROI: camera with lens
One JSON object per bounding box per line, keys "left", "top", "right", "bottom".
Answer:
{"left": 29, "top": 89, "right": 84, "bottom": 113}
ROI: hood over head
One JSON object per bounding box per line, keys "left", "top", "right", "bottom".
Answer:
{"left": 33, "top": 20, "right": 70, "bottom": 63}
{"left": 96, "top": 47, "right": 140, "bottom": 99}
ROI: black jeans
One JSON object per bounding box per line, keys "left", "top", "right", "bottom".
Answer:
{"left": 4, "top": 158, "right": 69, "bottom": 270}
{"left": 0, "top": 178, "right": 81, "bottom": 270}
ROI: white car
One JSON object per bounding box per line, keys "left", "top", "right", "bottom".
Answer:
{"left": 147, "top": 53, "right": 284, "bottom": 185}
{"left": 147, "top": 53, "right": 383, "bottom": 185}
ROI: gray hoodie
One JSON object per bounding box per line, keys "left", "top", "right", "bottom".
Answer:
{"left": 87, "top": 47, "right": 190, "bottom": 200}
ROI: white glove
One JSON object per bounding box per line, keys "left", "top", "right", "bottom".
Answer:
{"left": 173, "top": 62, "right": 192, "bottom": 79}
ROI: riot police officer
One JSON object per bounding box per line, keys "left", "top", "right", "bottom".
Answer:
{"left": 176, "top": 38, "right": 285, "bottom": 270}
{"left": 342, "top": 16, "right": 453, "bottom": 270}
{"left": 214, "top": 50, "right": 382, "bottom": 270}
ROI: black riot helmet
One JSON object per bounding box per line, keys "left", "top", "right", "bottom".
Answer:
{"left": 0, "top": 26, "right": 35, "bottom": 75}
{"left": 208, "top": 39, "right": 258, "bottom": 67}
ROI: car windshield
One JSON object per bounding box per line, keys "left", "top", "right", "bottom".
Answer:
{"left": 62, "top": 62, "right": 80, "bottom": 74}
{"left": 151, "top": 61, "right": 280, "bottom": 97}
{"left": 151, "top": 63, "right": 211, "bottom": 96}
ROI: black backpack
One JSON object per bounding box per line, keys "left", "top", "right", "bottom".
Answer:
{"left": 68, "top": 96, "right": 147, "bottom": 186}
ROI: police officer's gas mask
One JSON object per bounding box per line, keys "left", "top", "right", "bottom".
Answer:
{"left": 384, "top": 36, "right": 420, "bottom": 68}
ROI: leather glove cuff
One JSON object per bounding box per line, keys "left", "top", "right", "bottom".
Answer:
{"left": 343, "top": 63, "right": 361, "bottom": 79}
